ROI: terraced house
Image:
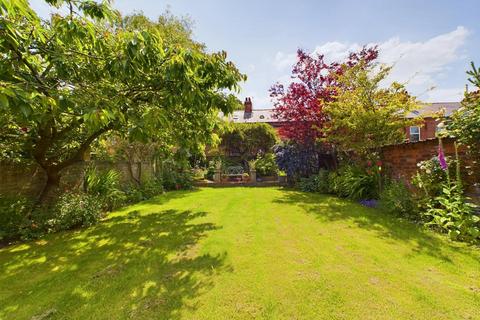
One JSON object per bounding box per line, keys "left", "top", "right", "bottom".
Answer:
{"left": 225, "top": 98, "right": 461, "bottom": 143}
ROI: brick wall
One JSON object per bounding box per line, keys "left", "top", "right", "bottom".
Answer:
{"left": 405, "top": 117, "right": 439, "bottom": 142}
{"left": 381, "top": 138, "right": 478, "bottom": 195}
{"left": 0, "top": 160, "right": 154, "bottom": 199}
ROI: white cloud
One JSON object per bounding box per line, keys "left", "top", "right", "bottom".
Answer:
{"left": 313, "top": 42, "right": 362, "bottom": 63}
{"left": 274, "top": 51, "right": 297, "bottom": 71}
{"left": 378, "top": 26, "right": 469, "bottom": 89}
{"left": 425, "top": 87, "right": 465, "bottom": 102}
{"left": 272, "top": 26, "right": 469, "bottom": 102}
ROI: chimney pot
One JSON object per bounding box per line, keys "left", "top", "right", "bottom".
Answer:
{"left": 244, "top": 97, "right": 253, "bottom": 113}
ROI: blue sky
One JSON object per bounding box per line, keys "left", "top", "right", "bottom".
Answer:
{"left": 31, "top": 0, "right": 480, "bottom": 109}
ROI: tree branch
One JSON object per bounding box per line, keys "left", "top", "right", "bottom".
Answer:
{"left": 56, "top": 123, "right": 115, "bottom": 171}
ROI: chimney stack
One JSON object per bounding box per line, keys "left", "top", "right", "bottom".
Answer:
{"left": 244, "top": 97, "right": 253, "bottom": 113}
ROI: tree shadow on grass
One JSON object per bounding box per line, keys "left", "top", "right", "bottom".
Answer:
{"left": 274, "top": 190, "right": 476, "bottom": 263}
{"left": 0, "top": 207, "right": 229, "bottom": 319}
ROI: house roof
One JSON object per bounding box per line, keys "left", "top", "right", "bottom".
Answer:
{"left": 221, "top": 101, "right": 461, "bottom": 124}
{"left": 221, "top": 109, "right": 280, "bottom": 124}
{"left": 407, "top": 102, "right": 461, "bottom": 118}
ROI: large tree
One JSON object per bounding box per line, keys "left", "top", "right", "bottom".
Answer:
{"left": 0, "top": 0, "right": 245, "bottom": 202}
{"left": 269, "top": 47, "right": 378, "bottom": 145}
{"left": 447, "top": 62, "right": 480, "bottom": 182}
{"left": 322, "top": 62, "right": 419, "bottom": 157}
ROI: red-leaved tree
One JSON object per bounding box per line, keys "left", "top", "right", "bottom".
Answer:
{"left": 270, "top": 47, "right": 379, "bottom": 145}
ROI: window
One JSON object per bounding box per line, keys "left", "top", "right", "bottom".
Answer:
{"left": 259, "top": 115, "right": 265, "bottom": 119}
{"left": 409, "top": 126, "right": 420, "bottom": 142}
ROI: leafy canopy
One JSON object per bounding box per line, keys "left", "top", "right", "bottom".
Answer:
{"left": 219, "top": 123, "right": 278, "bottom": 161}
{"left": 0, "top": 0, "right": 245, "bottom": 199}
{"left": 270, "top": 47, "right": 378, "bottom": 145}
{"left": 322, "top": 61, "right": 419, "bottom": 156}
{"left": 447, "top": 62, "right": 480, "bottom": 181}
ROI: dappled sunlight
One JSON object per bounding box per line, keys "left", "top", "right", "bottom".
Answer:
{"left": 1, "top": 188, "right": 478, "bottom": 319}
{"left": 0, "top": 197, "right": 231, "bottom": 319}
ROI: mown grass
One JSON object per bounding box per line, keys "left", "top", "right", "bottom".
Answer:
{"left": 1, "top": 187, "right": 479, "bottom": 319}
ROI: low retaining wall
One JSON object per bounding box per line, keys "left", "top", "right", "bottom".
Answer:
{"left": 194, "top": 180, "right": 284, "bottom": 188}
{"left": 0, "top": 160, "right": 154, "bottom": 199}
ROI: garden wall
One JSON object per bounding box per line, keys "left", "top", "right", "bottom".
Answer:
{"left": 381, "top": 137, "right": 479, "bottom": 196}
{"left": 0, "top": 160, "right": 154, "bottom": 199}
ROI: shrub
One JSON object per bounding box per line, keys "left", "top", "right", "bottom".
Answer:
{"left": 329, "top": 165, "right": 378, "bottom": 200}
{"left": 161, "top": 170, "right": 193, "bottom": 190}
{"left": 298, "top": 169, "right": 330, "bottom": 193}
{"left": 255, "top": 153, "right": 279, "bottom": 176}
{"left": 84, "top": 166, "right": 126, "bottom": 211}
{"left": 274, "top": 142, "right": 321, "bottom": 182}
{"left": 139, "top": 178, "right": 165, "bottom": 198}
{"left": 411, "top": 142, "right": 480, "bottom": 244}
{"left": 0, "top": 196, "right": 33, "bottom": 241}
{"left": 51, "top": 192, "right": 103, "bottom": 231}
{"left": 205, "top": 161, "right": 216, "bottom": 181}
{"left": 423, "top": 183, "right": 479, "bottom": 243}
{"left": 124, "top": 185, "right": 145, "bottom": 204}
{"left": 412, "top": 157, "right": 453, "bottom": 199}
{"left": 124, "top": 178, "right": 165, "bottom": 203}
{"left": 379, "top": 180, "right": 418, "bottom": 220}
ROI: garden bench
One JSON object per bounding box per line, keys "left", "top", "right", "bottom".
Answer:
{"left": 222, "top": 166, "right": 247, "bottom": 182}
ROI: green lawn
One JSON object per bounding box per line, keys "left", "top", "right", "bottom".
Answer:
{"left": 1, "top": 187, "right": 479, "bottom": 319}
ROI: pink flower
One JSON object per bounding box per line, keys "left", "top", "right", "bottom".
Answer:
{"left": 376, "top": 160, "right": 382, "bottom": 167}
{"left": 438, "top": 145, "right": 448, "bottom": 170}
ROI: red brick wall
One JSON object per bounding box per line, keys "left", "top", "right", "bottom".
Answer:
{"left": 405, "top": 117, "right": 439, "bottom": 142}
{"left": 381, "top": 138, "right": 477, "bottom": 192}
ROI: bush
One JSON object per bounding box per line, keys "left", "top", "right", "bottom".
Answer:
{"left": 298, "top": 169, "right": 330, "bottom": 193}
{"left": 124, "top": 185, "right": 145, "bottom": 204}
{"left": 0, "top": 196, "right": 33, "bottom": 241}
{"left": 205, "top": 161, "right": 216, "bottom": 181}
{"left": 274, "top": 142, "right": 323, "bottom": 183}
{"left": 412, "top": 157, "right": 453, "bottom": 199}
{"left": 51, "top": 192, "right": 103, "bottom": 231}
{"left": 379, "top": 180, "right": 418, "bottom": 219}
{"left": 423, "top": 183, "right": 479, "bottom": 243}
{"left": 124, "top": 178, "right": 165, "bottom": 203}
{"left": 329, "top": 165, "right": 379, "bottom": 200}
{"left": 139, "top": 178, "right": 165, "bottom": 199}
{"left": 255, "top": 153, "right": 279, "bottom": 177}
{"left": 84, "top": 166, "right": 126, "bottom": 211}
{"left": 161, "top": 170, "right": 193, "bottom": 190}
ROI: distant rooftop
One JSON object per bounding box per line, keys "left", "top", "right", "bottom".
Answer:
{"left": 221, "top": 99, "right": 462, "bottom": 124}
{"left": 224, "top": 109, "right": 280, "bottom": 124}
{"left": 407, "top": 102, "right": 461, "bottom": 118}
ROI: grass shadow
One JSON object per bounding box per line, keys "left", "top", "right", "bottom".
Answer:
{"left": 0, "top": 206, "right": 228, "bottom": 319}
{"left": 274, "top": 190, "right": 476, "bottom": 263}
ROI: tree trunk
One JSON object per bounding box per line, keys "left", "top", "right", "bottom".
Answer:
{"left": 127, "top": 161, "right": 141, "bottom": 186}
{"left": 38, "top": 167, "right": 61, "bottom": 204}
{"left": 137, "top": 162, "right": 142, "bottom": 185}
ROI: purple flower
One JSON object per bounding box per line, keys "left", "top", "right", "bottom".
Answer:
{"left": 359, "top": 199, "right": 378, "bottom": 208}
{"left": 438, "top": 145, "right": 448, "bottom": 171}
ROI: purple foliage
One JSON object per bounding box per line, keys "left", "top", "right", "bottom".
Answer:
{"left": 273, "top": 142, "right": 320, "bottom": 178}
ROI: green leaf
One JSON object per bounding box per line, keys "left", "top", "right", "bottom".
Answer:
{"left": 0, "top": 94, "right": 9, "bottom": 109}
